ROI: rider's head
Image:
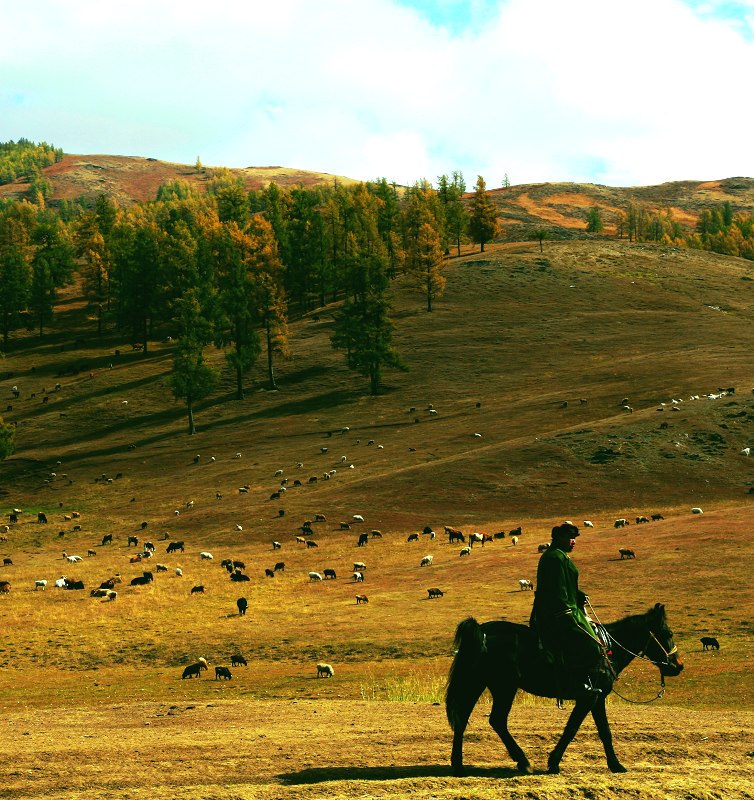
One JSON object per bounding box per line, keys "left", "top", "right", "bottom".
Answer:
{"left": 551, "top": 521, "right": 579, "bottom": 551}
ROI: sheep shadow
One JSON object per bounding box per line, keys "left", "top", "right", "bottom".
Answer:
{"left": 279, "top": 764, "right": 522, "bottom": 785}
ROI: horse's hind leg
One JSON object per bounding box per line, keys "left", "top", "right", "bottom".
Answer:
{"left": 547, "top": 697, "right": 594, "bottom": 774}
{"left": 591, "top": 696, "right": 627, "bottom": 773}
{"left": 488, "top": 682, "right": 533, "bottom": 774}
{"left": 449, "top": 680, "right": 486, "bottom": 776}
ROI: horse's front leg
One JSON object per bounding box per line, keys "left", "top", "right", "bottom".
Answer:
{"left": 547, "top": 698, "right": 594, "bottom": 774}
{"left": 591, "top": 695, "right": 627, "bottom": 773}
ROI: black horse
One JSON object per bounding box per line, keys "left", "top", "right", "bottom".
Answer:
{"left": 446, "top": 603, "right": 684, "bottom": 775}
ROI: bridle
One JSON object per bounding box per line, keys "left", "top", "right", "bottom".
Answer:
{"left": 587, "top": 600, "right": 677, "bottom": 704}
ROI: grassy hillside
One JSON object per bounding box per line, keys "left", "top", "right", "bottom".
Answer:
{"left": 1, "top": 236, "right": 752, "bottom": 799}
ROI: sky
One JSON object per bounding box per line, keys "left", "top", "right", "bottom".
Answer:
{"left": 1, "top": 0, "right": 753, "bottom": 188}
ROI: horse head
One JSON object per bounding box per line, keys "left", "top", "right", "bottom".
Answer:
{"left": 646, "top": 603, "right": 684, "bottom": 677}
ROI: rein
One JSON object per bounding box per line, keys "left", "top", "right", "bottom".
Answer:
{"left": 586, "top": 600, "right": 672, "bottom": 705}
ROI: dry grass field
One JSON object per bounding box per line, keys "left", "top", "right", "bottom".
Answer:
{"left": 0, "top": 237, "right": 753, "bottom": 799}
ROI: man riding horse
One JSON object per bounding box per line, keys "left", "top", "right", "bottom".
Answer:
{"left": 530, "top": 521, "right": 606, "bottom": 703}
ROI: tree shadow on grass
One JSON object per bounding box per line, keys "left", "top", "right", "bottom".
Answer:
{"left": 279, "top": 763, "right": 523, "bottom": 784}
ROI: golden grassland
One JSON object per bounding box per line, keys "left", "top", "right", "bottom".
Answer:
{"left": 0, "top": 238, "right": 753, "bottom": 798}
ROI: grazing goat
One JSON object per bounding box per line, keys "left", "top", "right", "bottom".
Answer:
{"left": 420, "top": 555, "right": 433, "bottom": 567}
{"left": 357, "top": 532, "right": 369, "bottom": 546}
{"left": 101, "top": 533, "right": 113, "bottom": 545}
{"left": 231, "top": 654, "right": 247, "bottom": 666}
{"left": 518, "top": 579, "right": 534, "bottom": 591}
{"left": 35, "top": 580, "right": 47, "bottom": 590}
{"left": 427, "top": 587, "right": 444, "bottom": 598}
{"left": 614, "top": 518, "right": 628, "bottom": 528}
{"left": 700, "top": 637, "right": 720, "bottom": 650}
{"left": 407, "top": 533, "right": 419, "bottom": 542}
{"left": 356, "top": 594, "right": 369, "bottom": 604}
{"left": 0, "top": 581, "right": 11, "bottom": 593}
{"left": 274, "top": 562, "right": 285, "bottom": 572}
{"left": 215, "top": 666, "right": 232, "bottom": 680}
{"left": 314, "top": 514, "right": 326, "bottom": 522}
{"left": 191, "top": 585, "right": 205, "bottom": 594}
{"left": 651, "top": 513, "right": 665, "bottom": 521}
{"left": 236, "top": 597, "right": 248, "bottom": 616}
{"left": 353, "top": 561, "right": 366, "bottom": 572}
{"left": 459, "top": 546, "right": 471, "bottom": 557}
{"left": 272, "top": 541, "right": 282, "bottom": 550}
{"left": 352, "top": 571, "right": 364, "bottom": 582}
{"left": 316, "top": 663, "right": 334, "bottom": 678}
{"left": 619, "top": 548, "right": 636, "bottom": 559}
{"left": 167, "top": 541, "right": 185, "bottom": 553}
{"left": 306, "top": 540, "right": 318, "bottom": 548}
{"left": 265, "top": 568, "right": 275, "bottom": 578}
{"left": 323, "top": 568, "right": 337, "bottom": 579}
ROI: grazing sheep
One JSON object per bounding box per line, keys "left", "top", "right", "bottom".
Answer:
{"left": 306, "top": 540, "right": 318, "bottom": 548}
{"left": 583, "top": 520, "right": 594, "bottom": 528}
{"left": 407, "top": 533, "right": 419, "bottom": 542}
{"left": 614, "top": 518, "right": 629, "bottom": 528}
{"left": 265, "top": 568, "right": 275, "bottom": 578}
{"left": 356, "top": 594, "right": 369, "bottom": 604}
{"left": 296, "top": 536, "right": 306, "bottom": 544}
{"left": 340, "top": 522, "right": 351, "bottom": 531}
{"left": 316, "top": 663, "right": 334, "bottom": 678}
{"left": 619, "top": 548, "right": 636, "bottom": 559}
{"left": 274, "top": 562, "right": 285, "bottom": 572}
{"left": 106, "top": 590, "right": 117, "bottom": 601}
{"left": 231, "top": 654, "right": 248, "bottom": 666}
{"left": 352, "top": 571, "right": 364, "bottom": 582}
{"left": 87, "top": 549, "right": 96, "bottom": 557}
{"left": 191, "top": 585, "right": 205, "bottom": 594}
{"left": 459, "top": 546, "right": 471, "bottom": 557}
{"left": 352, "top": 514, "right": 364, "bottom": 523}
{"left": 537, "top": 543, "right": 549, "bottom": 553}
{"left": 236, "top": 597, "right": 248, "bottom": 616}
{"left": 156, "top": 563, "right": 168, "bottom": 572}
{"left": 3, "top": 557, "right": 13, "bottom": 566}
{"left": 215, "top": 666, "right": 232, "bottom": 680}
{"left": 272, "top": 541, "right": 282, "bottom": 550}
{"left": 742, "top": 447, "right": 751, "bottom": 456}
{"left": 101, "top": 533, "right": 113, "bottom": 545}
{"left": 175, "top": 568, "right": 183, "bottom": 577}
{"left": 199, "top": 551, "right": 213, "bottom": 560}
{"left": 510, "top": 536, "right": 519, "bottom": 546}
{"left": 370, "top": 529, "right": 382, "bottom": 538}
{"left": 635, "top": 516, "right": 649, "bottom": 524}
{"left": 309, "top": 572, "right": 323, "bottom": 581}
{"left": 651, "top": 513, "right": 665, "bottom": 521}
{"left": 518, "top": 579, "right": 534, "bottom": 591}
{"left": 353, "top": 561, "right": 366, "bottom": 572}
{"left": 35, "top": 580, "right": 47, "bottom": 590}
{"left": 691, "top": 507, "right": 704, "bottom": 515}
{"left": 701, "top": 636, "right": 720, "bottom": 650}
{"left": 420, "top": 555, "right": 433, "bottom": 567}
{"left": 167, "top": 541, "right": 185, "bottom": 553}
{"left": 427, "top": 587, "right": 444, "bottom": 598}
{"left": 323, "top": 568, "right": 337, "bottom": 579}
{"left": 357, "top": 532, "right": 369, "bottom": 546}
{"left": 314, "top": 514, "right": 327, "bottom": 522}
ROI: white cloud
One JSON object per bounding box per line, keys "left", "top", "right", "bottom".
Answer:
{"left": 0, "top": 0, "right": 752, "bottom": 187}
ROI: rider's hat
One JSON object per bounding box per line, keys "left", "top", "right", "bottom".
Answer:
{"left": 551, "top": 521, "right": 580, "bottom": 539}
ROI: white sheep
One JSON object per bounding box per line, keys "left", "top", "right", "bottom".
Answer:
{"left": 742, "top": 447, "right": 751, "bottom": 456}
{"left": 459, "top": 546, "right": 471, "bottom": 557}
{"left": 691, "top": 507, "right": 704, "bottom": 515}
{"left": 352, "top": 571, "right": 364, "bottom": 582}
{"left": 175, "top": 568, "right": 183, "bottom": 577}
{"left": 583, "top": 520, "right": 594, "bottom": 528}
{"left": 309, "top": 571, "right": 323, "bottom": 581}
{"left": 235, "top": 524, "right": 243, "bottom": 531}
{"left": 235, "top": 452, "right": 242, "bottom": 458}
{"left": 35, "top": 579, "right": 47, "bottom": 590}
{"left": 420, "top": 555, "right": 433, "bottom": 567}
{"left": 275, "top": 469, "right": 283, "bottom": 477}
{"left": 317, "top": 663, "right": 334, "bottom": 677}
{"left": 352, "top": 514, "right": 364, "bottom": 523}
{"left": 511, "top": 536, "right": 519, "bottom": 546}
{"left": 199, "top": 551, "right": 214, "bottom": 560}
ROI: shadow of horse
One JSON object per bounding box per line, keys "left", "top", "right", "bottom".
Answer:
{"left": 279, "top": 763, "right": 521, "bottom": 785}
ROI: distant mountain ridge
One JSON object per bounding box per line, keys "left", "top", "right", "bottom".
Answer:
{"left": 1, "top": 152, "right": 753, "bottom": 236}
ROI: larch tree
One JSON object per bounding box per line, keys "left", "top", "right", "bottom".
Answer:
{"left": 0, "top": 201, "right": 35, "bottom": 347}
{"left": 211, "top": 220, "right": 262, "bottom": 401}
{"left": 169, "top": 289, "right": 219, "bottom": 435}
{"left": 586, "top": 206, "right": 604, "bottom": 233}
{"left": 468, "top": 175, "right": 498, "bottom": 252}
{"left": 0, "top": 415, "right": 15, "bottom": 460}
{"left": 75, "top": 212, "right": 109, "bottom": 335}
{"left": 412, "top": 221, "right": 446, "bottom": 312}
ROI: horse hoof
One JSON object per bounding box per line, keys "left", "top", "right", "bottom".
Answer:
{"left": 517, "top": 761, "right": 533, "bottom": 775}
{"left": 610, "top": 762, "right": 628, "bottom": 774}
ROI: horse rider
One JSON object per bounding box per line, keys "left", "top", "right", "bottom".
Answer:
{"left": 530, "top": 521, "right": 605, "bottom": 702}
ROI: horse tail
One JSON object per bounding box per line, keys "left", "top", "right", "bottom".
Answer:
{"left": 446, "top": 617, "right": 488, "bottom": 731}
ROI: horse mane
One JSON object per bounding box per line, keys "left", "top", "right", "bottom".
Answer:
{"left": 605, "top": 603, "right": 667, "bottom": 636}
